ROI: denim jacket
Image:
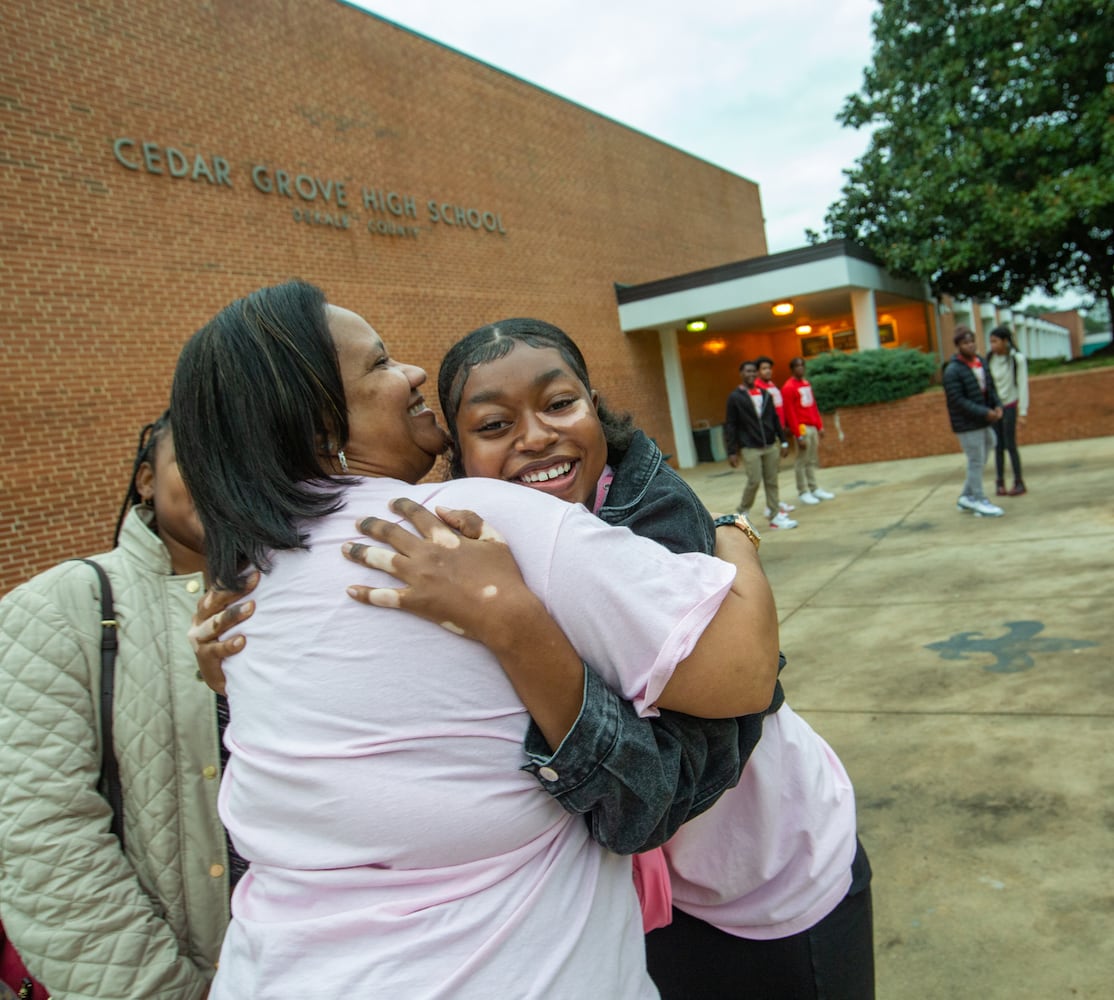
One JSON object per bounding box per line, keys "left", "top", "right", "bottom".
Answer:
{"left": 521, "top": 429, "right": 785, "bottom": 854}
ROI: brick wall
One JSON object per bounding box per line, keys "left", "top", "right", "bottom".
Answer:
{"left": 815, "top": 367, "right": 1114, "bottom": 468}
{"left": 1, "top": 0, "right": 768, "bottom": 595}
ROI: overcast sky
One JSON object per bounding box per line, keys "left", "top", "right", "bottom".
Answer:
{"left": 351, "top": 0, "right": 880, "bottom": 254}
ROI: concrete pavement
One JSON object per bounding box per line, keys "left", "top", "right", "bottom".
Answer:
{"left": 677, "top": 436, "right": 1113, "bottom": 999}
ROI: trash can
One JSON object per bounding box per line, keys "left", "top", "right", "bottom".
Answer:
{"left": 708, "top": 424, "right": 727, "bottom": 462}
{"left": 693, "top": 426, "right": 714, "bottom": 463}
{"left": 692, "top": 422, "right": 727, "bottom": 463}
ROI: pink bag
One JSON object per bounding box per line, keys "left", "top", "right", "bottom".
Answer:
{"left": 631, "top": 847, "right": 673, "bottom": 933}
{"left": 0, "top": 921, "right": 48, "bottom": 999}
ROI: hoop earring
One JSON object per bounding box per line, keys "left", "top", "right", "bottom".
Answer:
{"left": 337, "top": 450, "right": 349, "bottom": 473}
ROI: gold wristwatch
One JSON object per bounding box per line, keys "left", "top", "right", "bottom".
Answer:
{"left": 713, "top": 513, "right": 761, "bottom": 550}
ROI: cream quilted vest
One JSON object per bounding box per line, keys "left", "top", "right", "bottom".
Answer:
{"left": 0, "top": 508, "right": 228, "bottom": 999}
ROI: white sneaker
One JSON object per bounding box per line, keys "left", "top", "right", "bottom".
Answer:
{"left": 971, "top": 498, "right": 1005, "bottom": 517}
{"left": 779, "top": 501, "right": 796, "bottom": 513}
{"left": 769, "top": 512, "right": 799, "bottom": 530}
{"left": 813, "top": 488, "right": 835, "bottom": 500}
{"left": 956, "top": 495, "right": 979, "bottom": 512}
{"left": 799, "top": 491, "right": 821, "bottom": 505}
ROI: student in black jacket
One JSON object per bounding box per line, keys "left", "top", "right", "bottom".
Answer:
{"left": 725, "top": 361, "right": 798, "bottom": 529}
{"left": 942, "top": 327, "right": 1005, "bottom": 517}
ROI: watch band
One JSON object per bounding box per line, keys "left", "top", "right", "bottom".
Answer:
{"left": 713, "top": 513, "right": 761, "bottom": 549}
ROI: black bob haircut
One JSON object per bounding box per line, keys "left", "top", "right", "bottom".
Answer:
{"left": 438, "top": 317, "right": 635, "bottom": 480}
{"left": 170, "top": 279, "right": 350, "bottom": 589}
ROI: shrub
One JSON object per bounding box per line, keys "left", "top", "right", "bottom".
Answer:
{"left": 805, "top": 348, "right": 939, "bottom": 412}
{"left": 1027, "top": 356, "right": 1071, "bottom": 375}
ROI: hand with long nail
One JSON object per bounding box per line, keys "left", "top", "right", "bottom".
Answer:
{"left": 188, "top": 571, "right": 259, "bottom": 695}
{"left": 342, "top": 498, "right": 523, "bottom": 643}
{"left": 342, "top": 497, "right": 585, "bottom": 746}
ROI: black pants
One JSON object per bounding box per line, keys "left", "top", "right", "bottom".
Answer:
{"left": 645, "top": 839, "right": 875, "bottom": 1000}
{"left": 994, "top": 404, "right": 1023, "bottom": 484}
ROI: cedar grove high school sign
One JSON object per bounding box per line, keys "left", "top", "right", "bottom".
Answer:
{"left": 112, "top": 137, "right": 508, "bottom": 239}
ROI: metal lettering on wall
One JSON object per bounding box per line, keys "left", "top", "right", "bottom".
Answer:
{"left": 112, "top": 137, "right": 507, "bottom": 239}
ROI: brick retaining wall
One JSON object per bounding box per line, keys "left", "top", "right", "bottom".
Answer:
{"left": 816, "top": 366, "right": 1114, "bottom": 467}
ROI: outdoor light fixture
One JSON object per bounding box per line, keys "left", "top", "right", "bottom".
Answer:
{"left": 772, "top": 301, "right": 794, "bottom": 317}
{"left": 686, "top": 318, "right": 708, "bottom": 333}
{"left": 795, "top": 323, "right": 813, "bottom": 335}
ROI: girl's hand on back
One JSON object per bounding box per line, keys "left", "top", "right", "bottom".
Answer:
{"left": 342, "top": 498, "right": 531, "bottom": 646}
{"left": 343, "top": 498, "right": 585, "bottom": 745}
{"left": 188, "top": 573, "right": 258, "bottom": 696}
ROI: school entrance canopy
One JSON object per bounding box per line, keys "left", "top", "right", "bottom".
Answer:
{"left": 614, "top": 240, "right": 934, "bottom": 468}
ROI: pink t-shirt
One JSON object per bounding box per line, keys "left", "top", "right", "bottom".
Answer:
{"left": 211, "top": 476, "right": 734, "bottom": 998}
{"left": 662, "top": 705, "right": 858, "bottom": 940}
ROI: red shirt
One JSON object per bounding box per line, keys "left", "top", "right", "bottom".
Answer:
{"left": 756, "top": 378, "right": 784, "bottom": 425}
{"left": 962, "top": 355, "right": 987, "bottom": 396}
{"left": 781, "top": 376, "right": 823, "bottom": 435}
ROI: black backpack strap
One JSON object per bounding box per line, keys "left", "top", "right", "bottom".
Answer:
{"left": 69, "top": 558, "right": 124, "bottom": 849}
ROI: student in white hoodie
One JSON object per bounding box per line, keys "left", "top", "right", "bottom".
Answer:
{"left": 987, "top": 325, "right": 1029, "bottom": 496}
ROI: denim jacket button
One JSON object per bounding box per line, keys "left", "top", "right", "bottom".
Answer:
{"left": 538, "top": 766, "right": 560, "bottom": 782}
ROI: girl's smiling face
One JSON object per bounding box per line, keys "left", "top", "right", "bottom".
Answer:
{"left": 453, "top": 344, "right": 609, "bottom": 507}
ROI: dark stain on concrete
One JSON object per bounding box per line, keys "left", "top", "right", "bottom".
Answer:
{"left": 870, "top": 521, "right": 936, "bottom": 539}
{"left": 860, "top": 795, "right": 897, "bottom": 811}
{"left": 924, "top": 620, "right": 1098, "bottom": 673}
{"left": 950, "top": 790, "right": 1068, "bottom": 844}
{"left": 953, "top": 791, "right": 1066, "bottom": 820}
{"left": 841, "top": 479, "right": 886, "bottom": 490}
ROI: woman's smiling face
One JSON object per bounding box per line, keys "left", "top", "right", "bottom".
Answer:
{"left": 453, "top": 344, "right": 609, "bottom": 507}
{"left": 328, "top": 305, "right": 449, "bottom": 483}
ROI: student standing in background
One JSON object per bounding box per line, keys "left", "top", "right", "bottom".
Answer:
{"left": 754, "top": 356, "right": 795, "bottom": 520}
{"left": 726, "top": 361, "right": 798, "bottom": 530}
{"left": 781, "top": 357, "right": 835, "bottom": 506}
{"left": 942, "top": 327, "right": 1005, "bottom": 517}
{"left": 987, "top": 325, "right": 1029, "bottom": 496}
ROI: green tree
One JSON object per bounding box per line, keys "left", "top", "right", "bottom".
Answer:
{"left": 825, "top": 0, "right": 1114, "bottom": 321}
{"left": 1082, "top": 297, "right": 1110, "bottom": 333}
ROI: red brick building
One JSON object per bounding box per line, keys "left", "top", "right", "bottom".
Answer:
{"left": 9, "top": 1, "right": 1081, "bottom": 595}
{"left": 3, "top": 0, "right": 772, "bottom": 593}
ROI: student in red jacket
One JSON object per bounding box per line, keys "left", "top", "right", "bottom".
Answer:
{"left": 781, "top": 357, "right": 835, "bottom": 505}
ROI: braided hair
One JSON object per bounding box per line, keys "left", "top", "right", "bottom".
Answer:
{"left": 114, "top": 409, "right": 171, "bottom": 546}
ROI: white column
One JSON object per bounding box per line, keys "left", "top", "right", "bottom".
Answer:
{"left": 851, "top": 288, "right": 879, "bottom": 349}
{"left": 659, "top": 328, "right": 698, "bottom": 469}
